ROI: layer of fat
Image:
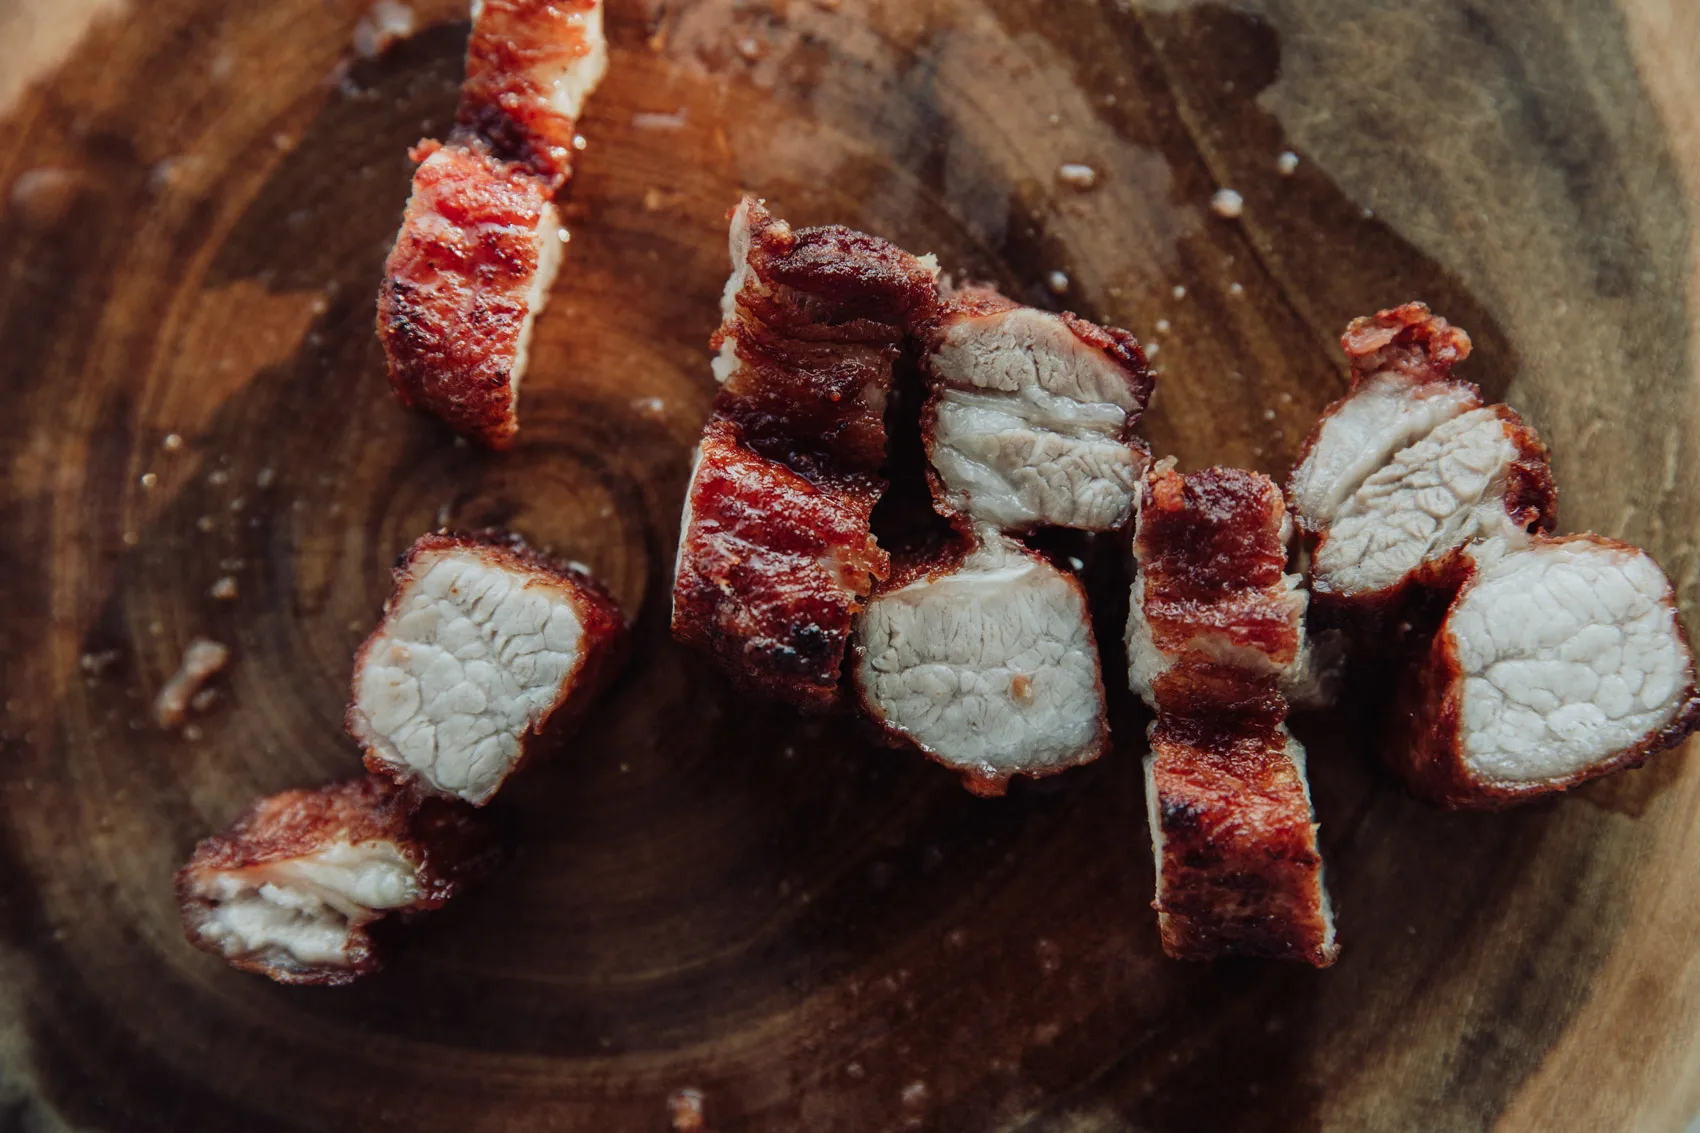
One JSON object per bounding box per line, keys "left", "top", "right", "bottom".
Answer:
{"left": 351, "top": 549, "right": 587, "bottom": 804}
{"left": 510, "top": 200, "right": 563, "bottom": 406}
{"left": 1451, "top": 538, "right": 1693, "bottom": 783}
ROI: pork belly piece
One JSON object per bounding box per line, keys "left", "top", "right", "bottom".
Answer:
{"left": 1310, "top": 404, "right": 1555, "bottom": 607}
{"left": 176, "top": 776, "right": 493, "bottom": 985}
{"left": 711, "top": 196, "right": 940, "bottom": 483}
{"left": 1146, "top": 710, "right": 1337, "bottom": 967}
{"left": 458, "top": 0, "right": 608, "bottom": 191}
{"left": 1125, "top": 461, "right": 1313, "bottom": 709}
{"left": 921, "top": 286, "right": 1155, "bottom": 533}
{"left": 348, "top": 532, "right": 626, "bottom": 805}
{"left": 671, "top": 419, "right": 887, "bottom": 710}
{"left": 853, "top": 533, "right": 1107, "bottom": 796}
{"left": 376, "top": 142, "right": 563, "bottom": 451}
{"left": 1388, "top": 535, "right": 1700, "bottom": 808}
{"left": 1287, "top": 303, "right": 1481, "bottom": 537}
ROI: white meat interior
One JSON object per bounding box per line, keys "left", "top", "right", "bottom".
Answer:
{"left": 509, "top": 199, "right": 563, "bottom": 407}
{"left": 471, "top": 0, "right": 609, "bottom": 123}
{"left": 351, "top": 549, "right": 587, "bottom": 804}
{"left": 1450, "top": 539, "right": 1694, "bottom": 783}
{"left": 192, "top": 841, "right": 421, "bottom": 973}
{"left": 1314, "top": 407, "right": 1531, "bottom": 595}
{"left": 928, "top": 307, "right": 1145, "bottom": 530}
{"left": 856, "top": 535, "right": 1103, "bottom": 777}
{"left": 1288, "top": 371, "right": 1479, "bottom": 528}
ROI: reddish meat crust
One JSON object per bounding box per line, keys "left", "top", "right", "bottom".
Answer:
{"left": 175, "top": 776, "right": 496, "bottom": 985}
{"left": 347, "top": 529, "right": 629, "bottom": 799}
{"left": 1149, "top": 714, "right": 1336, "bottom": 967}
{"left": 1340, "top": 301, "right": 1472, "bottom": 379}
{"left": 1386, "top": 535, "right": 1700, "bottom": 809}
{"left": 672, "top": 420, "right": 888, "bottom": 710}
{"left": 458, "top": 0, "right": 601, "bottom": 189}
{"left": 376, "top": 143, "right": 555, "bottom": 450}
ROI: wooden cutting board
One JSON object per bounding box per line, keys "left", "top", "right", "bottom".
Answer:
{"left": 3, "top": 1, "right": 1698, "bottom": 1129}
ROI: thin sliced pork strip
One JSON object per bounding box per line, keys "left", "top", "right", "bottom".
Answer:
{"left": 922, "top": 285, "right": 1154, "bottom": 533}
{"left": 1287, "top": 303, "right": 1480, "bottom": 536}
{"left": 853, "top": 532, "right": 1108, "bottom": 796}
{"left": 348, "top": 532, "right": 627, "bottom": 806}
{"left": 1311, "top": 403, "right": 1555, "bottom": 608}
{"left": 1388, "top": 534, "right": 1700, "bottom": 808}
{"left": 176, "top": 776, "right": 495, "bottom": 985}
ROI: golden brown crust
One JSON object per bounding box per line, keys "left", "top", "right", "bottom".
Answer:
{"left": 175, "top": 777, "right": 497, "bottom": 985}
{"left": 376, "top": 143, "right": 554, "bottom": 451}
{"left": 1386, "top": 534, "right": 1700, "bottom": 809}
{"left": 671, "top": 420, "right": 888, "bottom": 711}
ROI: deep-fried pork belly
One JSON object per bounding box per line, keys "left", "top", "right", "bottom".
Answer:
{"left": 672, "top": 199, "right": 938, "bottom": 709}
{"left": 1126, "top": 461, "right": 1312, "bottom": 708}
{"left": 1310, "top": 403, "right": 1554, "bottom": 606}
{"left": 1288, "top": 303, "right": 1480, "bottom": 536}
{"left": 671, "top": 419, "right": 888, "bottom": 710}
{"left": 921, "top": 286, "right": 1154, "bottom": 533}
{"left": 176, "top": 776, "right": 492, "bottom": 985}
{"left": 458, "top": 0, "right": 608, "bottom": 191}
{"left": 1388, "top": 535, "right": 1700, "bottom": 808}
{"left": 348, "top": 532, "right": 626, "bottom": 806}
{"left": 377, "top": 142, "right": 563, "bottom": 451}
{"left": 853, "top": 533, "right": 1108, "bottom": 796}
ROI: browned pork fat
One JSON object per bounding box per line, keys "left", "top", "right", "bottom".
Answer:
{"left": 1388, "top": 535, "right": 1700, "bottom": 808}
{"left": 671, "top": 198, "right": 939, "bottom": 710}
{"left": 920, "top": 286, "right": 1154, "bottom": 533}
{"left": 177, "top": 776, "right": 495, "bottom": 985}
{"left": 852, "top": 533, "right": 1108, "bottom": 796}
{"left": 347, "top": 532, "right": 627, "bottom": 806}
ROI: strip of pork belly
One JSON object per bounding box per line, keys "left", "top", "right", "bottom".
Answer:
{"left": 1146, "top": 706, "right": 1337, "bottom": 967}
{"left": 1125, "top": 461, "right": 1314, "bottom": 709}
{"left": 376, "top": 141, "right": 564, "bottom": 450}
{"left": 853, "top": 532, "right": 1108, "bottom": 796}
{"left": 671, "top": 419, "right": 888, "bottom": 710}
{"left": 921, "top": 286, "right": 1155, "bottom": 533}
{"left": 1388, "top": 534, "right": 1700, "bottom": 808}
{"left": 1287, "top": 303, "right": 1481, "bottom": 537}
{"left": 348, "top": 532, "right": 627, "bottom": 806}
{"left": 176, "top": 776, "right": 494, "bottom": 985}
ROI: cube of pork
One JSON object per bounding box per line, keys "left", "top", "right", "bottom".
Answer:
{"left": 922, "top": 286, "right": 1154, "bottom": 533}
{"left": 1146, "top": 712, "right": 1338, "bottom": 967}
{"left": 1310, "top": 403, "right": 1555, "bottom": 608}
{"left": 672, "top": 420, "right": 888, "bottom": 710}
{"left": 853, "top": 533, "right": 1108, "bottom": 796}
{"left": 176, "top": 776, "right": 493, "bottom": 985}
{"left": 1388, "top": 534, "right": 1700, "bottom": 808}
{"left": 1126, "top": 460, "right": 1314, "bottom": 709}
{"left": 376, "top": 142, "right": 564, "bottom": 450}
{"left": 712, "top": 196, "right": 940, "bottom": 481}
{"left": 348, "top": 532, "right": 627, "bottom": 805}
{"left": 458, "top": 0, "right": 608, "bottom": 191}
{"left": 1287, "top": 303, "right": 1481, "bottom": 536}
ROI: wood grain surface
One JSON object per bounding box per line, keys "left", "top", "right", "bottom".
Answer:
{"left": 3, "top": 0, "right": 1699, "bottom": 1130}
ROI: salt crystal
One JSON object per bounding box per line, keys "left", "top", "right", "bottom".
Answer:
{"left": 1046, "top": 270, "right": 1070, "bottom": 295}
{"left": 1210, "top": 188, "right": 1244, "bottom": 218}
{"left": 1276, "top": 151, "right": 1299, "bottom": 176}
{"left": 1056, "top": 163, "right": 1097, "bottom": 191}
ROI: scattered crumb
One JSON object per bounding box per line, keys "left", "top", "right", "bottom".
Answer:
{"left": 556, "top": 227, "right": 572, "bottom": 244}
{"left": 1276, "top": 150, "right": 1299, "bottom": 176}
{"left": 1056, "top": 163, "right": 1097, "bottom": 191}
{"left": 1210, "top": 188, "right": 1244, "bottom": 218}
{"left": 255, "top": 466, "right": 276, "bottom": 489}
{"left": 667, "top": 1088, "right": 707, "bottom": 1132}
{"left": 1228, "top": 282, "right": 1244, "bottom": 297}
{"left": 189, "top": 687, "right": 220, "bottom": 713}
{"left": 353, "top": 0, "right": 416, "bottom": 59}
{"left": 209, "top": 576, "right": 239, "bottom": 601}
{"left": 196, "top": 515, "right": 217, "bottom": 533}
{"left": 1262, "top": 408, "right": 1277, "bottom": 421}
{"left": 162, "top": 433, "right": 184, "bottom": 452}
{"left": 207, "top": 469, "right": 230, "bottom": 487}
{"left": 139, "top": 472, "right": 158, "bottom": 490}
{"left": 228, "top": 496, "right": 246, "bottom": 513}
{"left": 80, "top": 650, "right": 122, "bottom": 678}
{"left": 1145, "top": 341, "right": 1161, "bottom": 358}
{"left": 1172, "top": 284, "right": 1187, "bottom": 300}
{"left": 900, "top": 1081, "right": 930, "bottom": 1109}
{"left": 154, "top": 639, "right": 230, "bottom": 729}
{"left": 572, "top": 134, "right": 588, "bottom": 151}
{"left": 632, "top": 108, "right": 689, "bottom": 131}
{"left": 10, "top": 168, "right": 80, "bottom": 229}
{"left": 846, "top": 1062, "right": 866, "bottom": 1079}
{"left": 1154, "top": 318, "right": 1170, "bottom": 334}
{"left": 182, "top": 723, "right": 204, "bottom": 742}
{"left": 122, "top": 531, "right": 139, "bottom": 547}
{"left": 1046, "top": 270, "right": 1070, "bottom": 295}
{"left": 1361, "top": 206, "right": 1375, "bottom": 219}
{"left": 633, "top": 396, "right": 667, "bottom": 418}
{"left": 1032, "top": 1021, "right": 1062, "bottom": 1045}
{"left": 1066, "top": 556, "right": 1085, "bottom": 572}
{"left": 737, "top": 36, "right": 765, "bottom": 61}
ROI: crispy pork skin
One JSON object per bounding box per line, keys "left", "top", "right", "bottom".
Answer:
{"left": 348, "top": 532, "right": 626, "bottom": 806}
{"left": 1126, "top": 461, "right": 1312, "bottom": 708}
{"left": 921, "top": 286, "right": 1154, "bottom": 533}
{"left": 459, "top": 0, "right": 608, "bottom": 191}
{"left": 177, "top": 776, "right": 493, "bottom": 985}
{"left": 1310, "top": 404, "right": 1555, "bottom": 608}
{"left": 1389, "top": 535, "right": 1700, "bottom": 808}
{"left": 1287, "top": 303, "right": 1480, "bottom": 536}
{"left": 853, "top": 533, "right": 1108, "bottom": 795}
{"left": 376, "top": 142, "right": 563, "bottom": 451}
{"left": 1146, "top": 712, "right": 1337, "bottom": 966}
{"left": 671, "top": 419, "right": 888, "bottom": 710}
